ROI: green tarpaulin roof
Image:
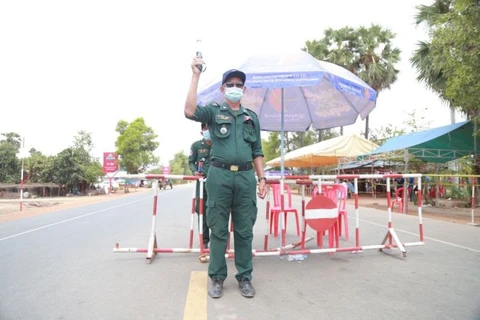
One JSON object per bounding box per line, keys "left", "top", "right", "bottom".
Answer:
{"left": 368, "top": 121, "right": 477, "bottom": 163}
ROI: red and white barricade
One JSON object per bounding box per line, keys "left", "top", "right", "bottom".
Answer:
{"left": 263, "top": 174, "right": 424, "bottom": 258}
{"left": 112, "top": 173, "right": 424, "bottom": 263}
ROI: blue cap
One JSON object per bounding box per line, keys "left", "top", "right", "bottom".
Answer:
{"left": 222, "top": 69, "right": 246, "bottom": 85}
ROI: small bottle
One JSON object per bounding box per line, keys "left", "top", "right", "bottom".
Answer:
{"left": 198, "top": 159, "right": 204, "bottom": 174}
{"left": 287, "top": 254, "right": 307, "bottom": 261}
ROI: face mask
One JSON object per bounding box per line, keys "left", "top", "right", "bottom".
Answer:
{"left": 224, "top": 87, "right": 244, "bottom": 102}
{"left": 202, "top": 129, "right": 211, "bottom": 141}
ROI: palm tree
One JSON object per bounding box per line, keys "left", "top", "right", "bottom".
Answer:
{"left": 305, "top": 24, "right": 401, "bottom": 139}
{"left": 354, "top": 25, "right": 401, "bottom": 138}
{"left": 410, "top": 0, "right": 455, "bottom": 123}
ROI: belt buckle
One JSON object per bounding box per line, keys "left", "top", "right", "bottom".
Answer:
{"left": 230, "top": 165, "right": 239, "bottom": 172}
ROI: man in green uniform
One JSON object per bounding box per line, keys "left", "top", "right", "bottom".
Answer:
{"left": 184, "top": 57, "right": 267, "bottom": 299}
{"left": 188, "top": 122, "right": 212, "bottom": 249}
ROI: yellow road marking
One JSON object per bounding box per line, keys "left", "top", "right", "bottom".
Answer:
{"left": 183, "top": 271, "right": 208, "bottom": 320}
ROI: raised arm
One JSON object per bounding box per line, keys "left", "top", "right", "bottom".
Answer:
{"left": 184, "top": 57, "right": 204, "bottom": 118}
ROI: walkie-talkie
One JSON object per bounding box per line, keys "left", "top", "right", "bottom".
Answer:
{"left": 198, "top": 158, "right": 205, "bottom": 173}
{"left": 196, "top": 39, "right": 206, "bottom": 72}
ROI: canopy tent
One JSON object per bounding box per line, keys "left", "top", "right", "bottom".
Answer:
{"left": 332, "top": 159, "right": 404, "bottom": 171}
{"left": 266, "top": 134, "right": 379, "bottom": 168}
{"left": 367, "top": 120, "right": 478, "bottom": 163}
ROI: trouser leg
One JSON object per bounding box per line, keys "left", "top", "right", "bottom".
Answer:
{"left": 206, "top": 168, "right": 233, "bottom": 280}
{"left": 231, "top": 170, "right": 258, "bottom": 282}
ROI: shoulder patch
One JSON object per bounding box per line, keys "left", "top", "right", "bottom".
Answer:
{"left": 244, "top": 108, "right": 258, "bottom": 118}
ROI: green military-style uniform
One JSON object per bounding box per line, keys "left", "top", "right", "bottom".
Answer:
{"left": 188, "top": 102, "right": 263, "bottom": 282}
{"left": 188, "top": 138, "right": 212, "bottom": 246}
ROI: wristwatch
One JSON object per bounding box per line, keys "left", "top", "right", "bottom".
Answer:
{"left": 258, "top": 176, "right": 267, "bottom": 183}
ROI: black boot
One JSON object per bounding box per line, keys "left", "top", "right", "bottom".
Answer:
{"left": 238, "top": 279, "right": 255, "bottom": 298}
{"left": 208, "top": 279, "right": 224, "bottom": 298}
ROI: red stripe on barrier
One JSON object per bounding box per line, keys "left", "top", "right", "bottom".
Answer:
{"left": 183, "top": 176, "right": 201, "bottom": 181}
{"left": 295, "top": 180, "right": 314, "bottom": 185}
{"left": 267, "top": 180, "right": 280, "bottom": 184}
{"left": 286, "top": 175, "right": 310, "bottom": 180}
{"left": 265, "top": 197, "right": 270, "bottom": 251}
{"left": 337, "top": 175, "right": 360, "bottom": 179}
{"left": 383, "top": 174, "right": 404, "bottom": 179}
{"left": 153, "top": 195, "right": 158, "bottom": 216}
{"left": 417, "top": 188, "right": 423, "bottom": 208}
{"left": 189, "top": 230, "right": 193, "bottom": 249}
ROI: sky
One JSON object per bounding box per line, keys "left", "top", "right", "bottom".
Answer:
{"left": 0, "top": 0, "right": 465, "bottom": 166}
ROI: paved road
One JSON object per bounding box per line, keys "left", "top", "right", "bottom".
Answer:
{"left": 0, "top": 184, "right": 479, "bottom": 320}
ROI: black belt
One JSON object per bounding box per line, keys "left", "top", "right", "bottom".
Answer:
{"left": 211, "top": 161, "right": 253, "bottom": 172}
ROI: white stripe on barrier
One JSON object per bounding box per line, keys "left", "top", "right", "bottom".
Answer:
{"left": 305, "top": 208, "right": 338, "bottom": 219}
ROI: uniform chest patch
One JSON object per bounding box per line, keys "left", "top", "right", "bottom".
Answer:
{"left": 216, "top": 114, "right": 232, "bottom": 121}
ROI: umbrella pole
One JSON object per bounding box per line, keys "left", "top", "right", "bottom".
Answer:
{"left": 280, "top": 88, "right": 286, "bottom": 249}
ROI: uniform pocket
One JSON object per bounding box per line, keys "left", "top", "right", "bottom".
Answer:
{"left": 214, "top": 118, "right": 232, "bottom": 139}
{"left": 243, "top": 121, "right": 257, "bottom": 143}
{"left": 206, "top": 198, "right": 217, "bottom": 227}
{"left": 251, "top": 199, "right": 258, "bottom": 226}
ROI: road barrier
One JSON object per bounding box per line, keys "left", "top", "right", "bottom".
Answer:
{"left": 113, "top": 173, "right": 424, "bottom": 263}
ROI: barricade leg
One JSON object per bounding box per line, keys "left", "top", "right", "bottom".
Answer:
{"left": 264, "top": 188, "right": 271, "bottom": 251}
{"left": 189, "top": 185, "right": 196, "bottom": 249}
{"left": 417, "top": 177, "right": 425, "bottom": 240}
{"left": 227, "top": 212, "right": 233, "bottom": 251}
{"left": 198, "top": 180, "right": 205, "bottom": 255}
{"left": 379, "top": 177, "right": 407, "bottom": 257}
{"left": 301, "top": 185, "right": 307, "bottom": 250}
{"left": 280, "top": 179, "right": 286, "bottom": 249}
{"left": 354, "top": 178, "right": 360, "bottom": 249}
{"left": 146, "top": 181, "right": 159, "bottom": 264}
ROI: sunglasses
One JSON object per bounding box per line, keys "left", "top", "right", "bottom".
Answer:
{"left": 224, "top": 82, "right": 244, "bottom": 88}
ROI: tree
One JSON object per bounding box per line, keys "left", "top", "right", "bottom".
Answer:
{"left": 24, "top": 148, "right": 51, "bottom": 183}
{"left": 261, "top": 128, "right": 338, "bottom": 168}
{"left": 1, "top": 132, "right": 22, "bottom": 149}
{"left": 316, "top": 128, "right": 339, "bottom": 143}
{"left": 304, "top": 24, "right": 401, "bottom": 138}
{"left": 51, "top": 147, "right": 103, "bottom": 192}
{"left": 430, "top": 0, "right": 480, "bottom": 118}
{"left": 73, "top": 130, "right": 94, "bottom": 154}
{"left": 367, "top": 110, "right": 431, "bottom": 145}
{"left": 261, "top": 133, "right": 281, "bottom": 163}
{"left": 46, "top": 131, "right": 103, "bottom": 192}
{"left": 410, "top": 0, "right": 455, "bottom": 123}
{"left": 0, "top": 133, "right": 20, "bottom": 183}
{"left": 169, "top": 152, "right": 189, "bottom": 181}
{"left": 115, "top": 118, "right": 159, "bottom": 174}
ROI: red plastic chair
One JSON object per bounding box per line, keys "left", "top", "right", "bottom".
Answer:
{"left": 312, "top": 186, "right": 321, "bottom": 198}
{"left": 429, "top": 185, "right": 445, "bottom": 199}
{"left": 391, "top": 187, "right": 406, "bottom": 213}
{"left": 321, "top": 186, "right": 341, "bottom": 248}
{"left": 269, "top": 184, "right": 300, "bottom": 237}
{"left": 334, "top": 184, "right": 348, "bottom": 241}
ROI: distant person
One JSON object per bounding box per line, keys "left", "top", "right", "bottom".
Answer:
{"left": 188, "top": 122, "right": 212, "bottom": 249}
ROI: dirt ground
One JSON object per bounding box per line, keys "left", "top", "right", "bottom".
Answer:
{"left": 1, "top": 187, "right": 479, "bottom": 226}
{"left": 0, "top": 187, "right": 152, "bottom": 223}
{"left": 352, "top": 195, "right": 480, "bottom": 225}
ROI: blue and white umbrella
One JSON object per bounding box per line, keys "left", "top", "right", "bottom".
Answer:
{"left": 197, "top": 50, "right": 378, "bottom": 173}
